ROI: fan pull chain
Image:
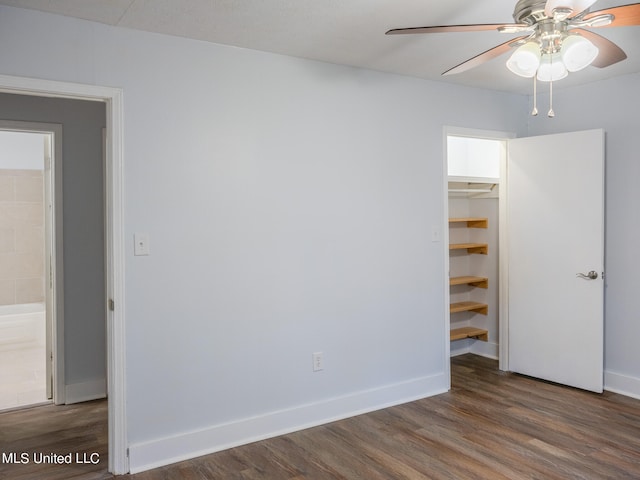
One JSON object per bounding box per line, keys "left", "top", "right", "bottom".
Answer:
{"left": 548, "top": 77, "right": 555, "bottom": 118}
{"left": 531, "top": 75, "right": 538, "bottom": 116}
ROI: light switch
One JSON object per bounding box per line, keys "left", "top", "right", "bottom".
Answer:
{"left": 431, "top": 225, "right": 441, "bottom": 242}
{"left": 134, "top": 233, "right": 150, "bottom": 256}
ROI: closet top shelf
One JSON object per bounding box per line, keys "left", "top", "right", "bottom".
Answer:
{"left": 448, "top": 177, "right": 499, "bottom": 198}
{"left": 448, "top": 176, "right": 499, "bottom": 184}
{"left": 449, "top": 217, "right": 488, "bottom": 228}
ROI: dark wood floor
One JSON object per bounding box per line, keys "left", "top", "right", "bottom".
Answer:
{"left": 2, "top": 354, "right": 640, "bottom": 479}
{"left": 0, "top": 397, "right": 109, "bottom": 480}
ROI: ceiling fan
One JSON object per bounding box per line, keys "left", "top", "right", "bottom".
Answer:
{"left": 386, "top": 0, "right": 640, "bottom": 116}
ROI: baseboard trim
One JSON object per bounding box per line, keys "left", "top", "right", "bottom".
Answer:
{"left": 604, "top": 370, "right": 640, "bottom": 400}
{"left": 450, "top": 341, "right": 471, "bottom": 357}
{"left": 470, "top": 340, "right": 499, "bottom": 360}
{"left": 65, "top": 378, "right": 107, "bottom": 404}
{"left": 450, "top": 339, "right": 499, "bottom": 359}
{"left": 128, "top": 373, "right": 448, "bottom": 474}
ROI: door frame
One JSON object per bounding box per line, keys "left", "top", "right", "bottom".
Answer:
{"left": 0, "top": 74, "right": 127, "bottom": 474}
{"left": 442, "top": 126, "right": 515, "bottom": 380}
{"left": 0, "top": 121, "right": 64, "bottom": 403}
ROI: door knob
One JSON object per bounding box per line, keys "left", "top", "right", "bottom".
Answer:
{"left": 576, "top": 270, "right": 598, "bottom": 280}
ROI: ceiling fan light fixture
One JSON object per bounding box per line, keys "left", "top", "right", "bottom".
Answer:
{"left": 562, "top": 35, "right": 599, "bottom": 71}
{"left": 386, "top": 0, "right": 640, "bottom": 116}
{"left": 537, "top": 53, "right": 569, "bottom": 81}
{"left": 506, "top": 42, "right": 541, "bottom": 77}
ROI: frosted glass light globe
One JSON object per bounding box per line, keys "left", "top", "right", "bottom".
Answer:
{"left": 562, "top": 35, "right": 599, "bottom": 72}
{"left": 537, "top": 54, "right": 568, "bottom": 82}
{"left": 506, "top": 42, "right": 541, "bottom": 78}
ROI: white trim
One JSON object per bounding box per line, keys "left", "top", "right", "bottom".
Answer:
{"left": 441, "top": 129, "right": 451, "bottom": 389}
{"left": 450, "top": 340, "right": 499, "bottom": 360}
{"left": 444, "top": 126, "right": 515, "bottom": 141}
{"left": 450, "top": 340, "right": 471, "bottom": 357}
{"left": 604, "top": 370, "right": 640, "bottom": 400}
{"left": 498, "top": 141, "right": 509, "bottom": 371}
{"left": 105, "top": 87, "right": 128, "bottom": 476}
{"left": 470, "top": 340, "right": 499, "bottom": 360}
{"left": 65, "top": 379, "right": 107, "bottom": 404}
{"left": 0, "top": 74, "right": 128, "bottom": 475}
{"left": 128, "top": 373, "right": 447, "bottom": 474}
{"left": 0, "top": 75, "right": 113, "bottom": 102}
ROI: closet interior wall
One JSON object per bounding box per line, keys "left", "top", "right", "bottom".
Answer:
{"left": 449, "top": 193, "right": 500, "bottom": 359}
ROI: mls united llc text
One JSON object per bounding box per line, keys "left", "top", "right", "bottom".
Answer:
{"left": 2, "top": 452, "right": 100, "bottom": 465}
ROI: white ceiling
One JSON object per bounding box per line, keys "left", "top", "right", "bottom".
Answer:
{"left": 1, "top": 0, "right": 638, "bottom": 94}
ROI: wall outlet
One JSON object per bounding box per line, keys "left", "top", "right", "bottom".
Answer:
{"left": 134, "top": 233, "right": 150, "bottom": 256}
{"left": 312, "top": 352, "right": 323, "bottom": 372}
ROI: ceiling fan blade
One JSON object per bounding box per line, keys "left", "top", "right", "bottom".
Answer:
{"left": 386, "top": 24, "right": 527, "bottom": 35}
{"left": 582, "top": 3, "right": 640, "bottom": 27}
{"left": 443, "top": 36, "right": 529, "bottom": 75}
{"left": 545, "top": 0, "right": 598, "bottom": 18}
{"left": 571, "top": 28, "right": 627, "bottom": 67}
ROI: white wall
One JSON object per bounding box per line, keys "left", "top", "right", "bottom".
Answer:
{"left": 527, "top": 72, "right": 640, "bottom": 399}
{"left": 447, "top": 136, "right": 501, "bottom": 179}
{"left": 0, "top": 5, "right": 528, "bottom": 472}
{"left": 0, "top": 131, "right": 45, "bottom": 170}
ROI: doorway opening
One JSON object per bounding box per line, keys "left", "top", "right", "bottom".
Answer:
{"left": 444, "top": 127, "right": 511, "bottom": 372}
{"left": 0, "top": 75, "right": 126, "bottom": 475}
{"left": 0, "top": 127, "right": 61, "bottom": 410}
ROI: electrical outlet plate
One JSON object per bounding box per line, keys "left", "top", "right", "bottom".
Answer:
{"left": 134, "top": 233, "right": 150, "bottom": 256}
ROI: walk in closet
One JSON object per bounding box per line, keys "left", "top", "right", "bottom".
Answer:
{"left": 447, "top": 134, "right": 502, "bottom": 359}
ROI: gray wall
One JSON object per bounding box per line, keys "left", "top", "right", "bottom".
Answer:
{"left": 0, "top": 5, "right": 529, "bottom": 473}
{"left": 0, "top": 92, "right": 106, "bottom": 392}
{"left": 7, "top": 3, "right": 637, "bottom": 474}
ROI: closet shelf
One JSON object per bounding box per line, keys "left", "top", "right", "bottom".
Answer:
{"left": 450, "top": 326, "right": 489, "bottom": 342}
{"left": 449, "top": 243, "right": 488, "bottom": 255}
{"left": 450, "top": 301, "right": 488, "bottom": 315}
{"left": 450, "top": 276, "right": 489, "bottom": 289}
{"left": 449, "top": 217, "right": 488, "bottom": 229}
{"left": 448, "top": 177, "right": 499, "bottom": 199}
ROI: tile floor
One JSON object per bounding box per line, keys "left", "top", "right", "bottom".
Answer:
{"left": 0, "top": 340, "right": 49, "bottom": 411}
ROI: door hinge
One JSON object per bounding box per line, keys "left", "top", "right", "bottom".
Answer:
{"left": 109, "top": 299, "right": 115, "bottom": 311}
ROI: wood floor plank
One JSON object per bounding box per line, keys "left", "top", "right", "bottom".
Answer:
{"left": 0, "top": 400, "right": 110, "bottom": 480}
{"left": 2, "top": 354, "right": 640, "bottom": 479}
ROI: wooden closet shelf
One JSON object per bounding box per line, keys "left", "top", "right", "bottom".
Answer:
{"left": 448, "top": 217, "right": 488, "bottom": 229}
{"left": 450, "top": 276, "right": 489, "bottom": 289}
{"left": 450, "top": 301, "right": 488, "bottom": 315}
{"left": 449, "top": 243, "right": 488, "bottom": 255}
{"left": 450, "top": 326, "right": 489, "bottom": 342}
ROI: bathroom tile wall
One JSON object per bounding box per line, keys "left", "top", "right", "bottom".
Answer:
{"left": 0, "top": 169, "right": 44, "bottom": 306}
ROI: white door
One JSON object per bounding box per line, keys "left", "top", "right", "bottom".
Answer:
{"left": 507, "top": 129, "right": 604, "bottom": 393}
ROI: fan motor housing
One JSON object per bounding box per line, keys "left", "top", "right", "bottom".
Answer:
{"left": 513, "top": 0, "right": 550, "bottom": 23}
